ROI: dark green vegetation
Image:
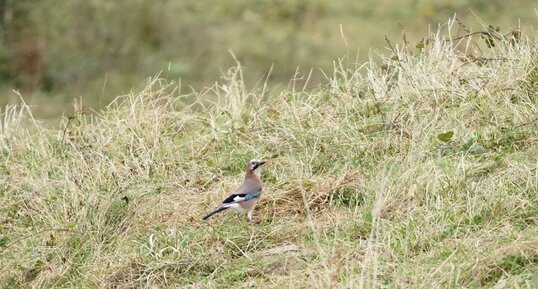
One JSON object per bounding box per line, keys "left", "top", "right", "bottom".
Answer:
{"left": 0, "top": 0, "right": 536, "bottom": 118}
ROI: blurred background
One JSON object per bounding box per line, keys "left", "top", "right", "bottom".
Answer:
{"left": 0, "top": 0, "right": 536, "bottom": 119}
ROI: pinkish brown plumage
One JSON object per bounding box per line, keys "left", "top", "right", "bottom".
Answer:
{"left": 203, "top": 159, "right": 266, "bottom": 222}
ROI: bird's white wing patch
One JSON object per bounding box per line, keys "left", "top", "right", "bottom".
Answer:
{"left": 228, "top": 202, "right": 245, "bottom": 213}
{"left": 233, "top": 195, "right": 245, "bottom": 202}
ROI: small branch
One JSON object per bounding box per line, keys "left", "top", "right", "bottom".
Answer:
{"left": 451, "top": 57, "right": 513, "bottom": 75}
{"left": 514, "top": 116, "right": 538, "bottom": 129}
{"left": 385, "top": 36, "right": 402, "bottom": 65}
{"left": 0, "top": 228, "right": 83, "bottom": 254}
{"left": 387, "top": 112, "right": 412, "bottom": 140}
{"left": 446, "top": 31, "right": 503, "bottom": 42}
{"left": 60, "top": 116, "right": 74, "bottom": 148}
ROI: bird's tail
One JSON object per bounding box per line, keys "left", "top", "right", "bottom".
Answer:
{"left": 203, "top": 205, "right": 229, "bottom": 220}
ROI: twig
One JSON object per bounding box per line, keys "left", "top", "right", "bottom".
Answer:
{"left": 0, "top": 228, "right": 83, "bottom": 254}
{"left": 60, "top": 116, "right": 74, "bottom": 148}
{"left": 514, "top": 116, "right": 538, "bottom": 129}
{"left": 446, "top": 31, "right": 502, "bottom": 42}
{"left": 451, "top": 57, "right": 513, "bottom": 75}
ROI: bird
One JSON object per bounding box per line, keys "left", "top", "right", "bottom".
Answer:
{"left": 203, "top": 159, "right": 266, "bottom": 222}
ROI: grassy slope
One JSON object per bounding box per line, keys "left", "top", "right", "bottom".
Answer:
{"left": 1, "top": 25, "right": 537, "bottom": 288}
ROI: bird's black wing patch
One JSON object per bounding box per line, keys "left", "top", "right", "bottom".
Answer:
{"left": 222, "top": 194, "right": 247, "bottom": 204}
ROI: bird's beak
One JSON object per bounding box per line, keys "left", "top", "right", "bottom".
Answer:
{"left": 259, "top": 161, "right": 266, "bottom": 166}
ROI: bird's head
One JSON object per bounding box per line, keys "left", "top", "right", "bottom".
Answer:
{"left": 247, "top": 159, "right": 266, "bottom": 177}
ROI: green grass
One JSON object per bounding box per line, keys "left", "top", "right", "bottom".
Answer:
{"left": 1, "top": 23, "right": 537, "bottom": 288}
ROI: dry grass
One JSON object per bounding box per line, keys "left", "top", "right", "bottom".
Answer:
{"left": 1, "top": 21, "right": 537, "bottom": 288}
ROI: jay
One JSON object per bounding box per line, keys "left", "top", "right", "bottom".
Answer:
{"left": 203, "top": 159, "right": 266, "bottom": 222}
